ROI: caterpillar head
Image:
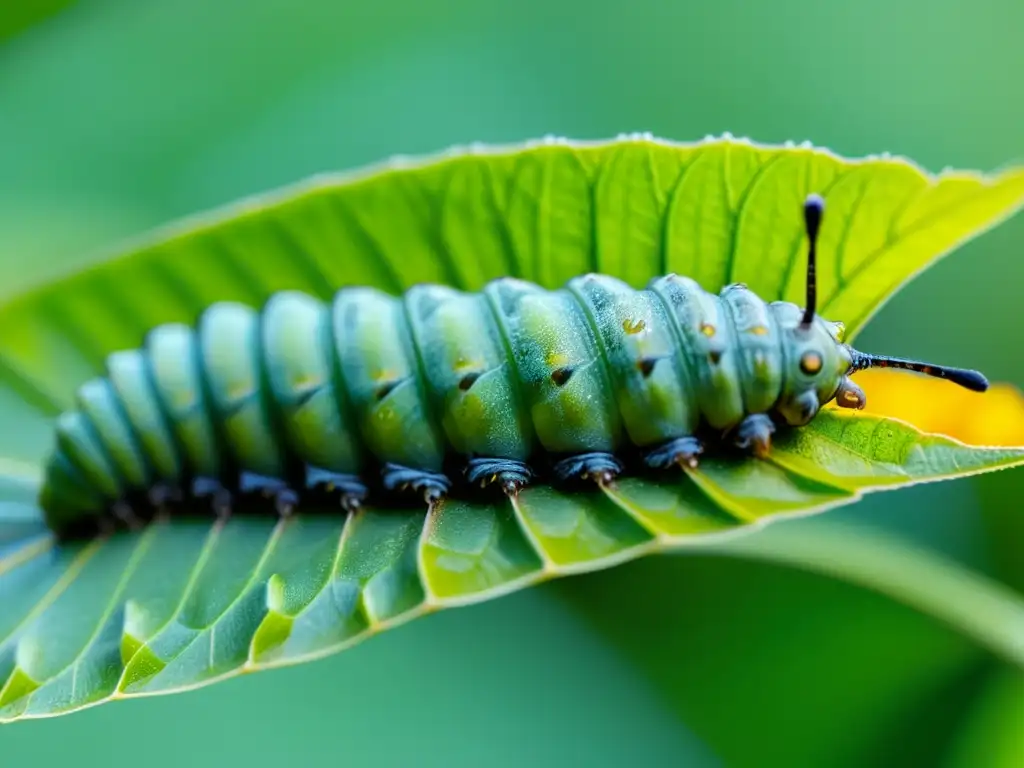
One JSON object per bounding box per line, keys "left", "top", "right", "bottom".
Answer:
{"left": 774, "top": 193, "right": 988, "bottom": 427}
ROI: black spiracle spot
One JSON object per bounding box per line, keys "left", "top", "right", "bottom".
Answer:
{"left": 458, "top": 371, "right": 482, "bottom": 391}
{"left": 375, "top": 379, "right": 402, "bottom": 401}
{"left": 550, "top": 367, "right": 575, "bottom": 387}
{"left": 637, "top": 357, "right": 658, "bottom": 378}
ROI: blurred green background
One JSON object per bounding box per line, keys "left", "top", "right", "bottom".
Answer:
{"left": 1, "top": 0, "right": 1022, "bottom": 765}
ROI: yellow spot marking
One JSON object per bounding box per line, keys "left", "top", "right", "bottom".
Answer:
{"left": 453, "top": 356, "right": 482, "bottom": 371}
{"left": 372, "top": 368, "right": 399, "bottom": 382}
{"left": 172, "top": 393, "right": 196, "bottom": 411}
{"left": 291, "top": 374, "right": 321, "bottom": 390}
{"left": 700, "top": 322, "right": 716, "bottom": 337}
{"left": 749, "top": 325, "right": 769, "bottom": 336}
{"left": 622, "top": 318, "right": 646, "bottom": 335}
{"left": 545, "top": 352, "right": 569, "bottom": 368}
{"left": 227, "top": 384, "right": 254, "bottom": 402}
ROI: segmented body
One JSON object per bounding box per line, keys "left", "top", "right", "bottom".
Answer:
{"left": 39, "top": 273, "right": 849, "bottom": 536}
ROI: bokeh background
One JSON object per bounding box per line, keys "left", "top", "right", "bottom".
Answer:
{"left": 1, "top": 1, "right": 1022, "bottom": 765}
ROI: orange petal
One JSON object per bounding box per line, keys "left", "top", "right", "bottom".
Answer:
{"left": 826, "top": 369, "right": 1024, "bottom": 447}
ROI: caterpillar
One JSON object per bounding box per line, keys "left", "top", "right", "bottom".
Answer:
{"left": 39, "top": 195, "right": 989, "bottom": 538}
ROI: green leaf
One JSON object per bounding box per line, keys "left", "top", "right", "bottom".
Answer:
{"left": 3, "top": 416, "right": 1023, "bottom": 721}
{"left": 1, "top": 135, "right": 1023, "bottom": 720}
{"left": 4, "top": 136, "right": 1024, "bottom": 423}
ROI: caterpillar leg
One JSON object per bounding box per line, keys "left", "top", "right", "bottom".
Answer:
{"left": 111, "top": 499, "right": 143, "bottom": 531}
{"left": 643, "top": 436, "right": 704, "bottom": 470}
{"left": 733, "top": 414, "right": 775, "bottom": 458}
{"left": 381, "top": 462, "right": 452, "bottom": 504}
{"left": 140, "top": 482, "right": 183, "bottom": 525}
{"left": 191, "top": 476, "right": 233, "bottom": 517}
{"left": 551, "top": 452, "right": 623, "bottom": 486}
{"left": 238, "top": 472, "right": 300, "bottom": 516}
{"left": 147, "top": 482, "right": 183, "bottom": 509}
{"left": 305, "top": 466, "right": 369, "bottom": 512}
{"left": 465, "top": 457, "right": 533, "bottom": 496}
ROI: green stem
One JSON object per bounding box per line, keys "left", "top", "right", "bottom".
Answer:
{"left": 695, "top": 520, "right": 1024, "bottom": 669}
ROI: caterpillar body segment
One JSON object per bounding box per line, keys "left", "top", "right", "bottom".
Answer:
{"left": 567, "top": 275, "right": 699, "bottom": 452}
{"left": 200, "top": 302, "right": 287, "bottom": 481}
{"left": 649, "top": 275, "right": 747, "bottom": 430}
{"left": 260, "top": 291, "right": 363, "bottom": 482}
{"left": 74, "top": 377, "right": 151, "bottom": 490}
{"left": 37, "top": 196, "right": 991, "bottom": 536}
{"left": 145, "top": 323, "right": 223, "bottom": 482}
{"left": 404, "top": 284, "right": 534, "bottom": 471}
{"left": 720, "top": 283, "right": 784, "bottom": 415}
{"left": 485, "top": 278, "right": 624, "bottom": 456}
{"left": 105, "top": 349, "right": 182, "bottom": 483}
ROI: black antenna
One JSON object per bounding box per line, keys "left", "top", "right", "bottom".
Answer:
{"left": 801, "top": 193, "right": 825, "bottom": 329}
{"left": 849, "top": 351, "right": 989, "bottom": 392}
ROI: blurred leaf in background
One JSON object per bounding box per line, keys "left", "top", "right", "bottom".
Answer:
{"left": 0, "top": 0, "right": 1022, "bottom": 766}
{"left": 849, "top": 369, "right": 1024, "bottom": 448}
{"left": 0, "top": 0, "right": 74, "bottom": 43}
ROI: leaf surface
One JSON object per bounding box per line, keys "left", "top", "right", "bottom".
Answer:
{"left": 1, "top": 136, "right": 1023, "bottom": 720}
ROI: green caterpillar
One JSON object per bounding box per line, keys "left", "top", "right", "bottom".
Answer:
{"left": 39, "top": 195, "right": 988, "bottom": 537}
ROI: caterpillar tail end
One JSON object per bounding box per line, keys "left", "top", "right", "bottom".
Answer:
{"left": 40, "top": 451, "right": 159, "bottom": 540}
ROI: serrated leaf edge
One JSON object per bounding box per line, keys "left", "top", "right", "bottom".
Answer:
{"left": 4, "top": 134, "right": 1021, "bottom": 308}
